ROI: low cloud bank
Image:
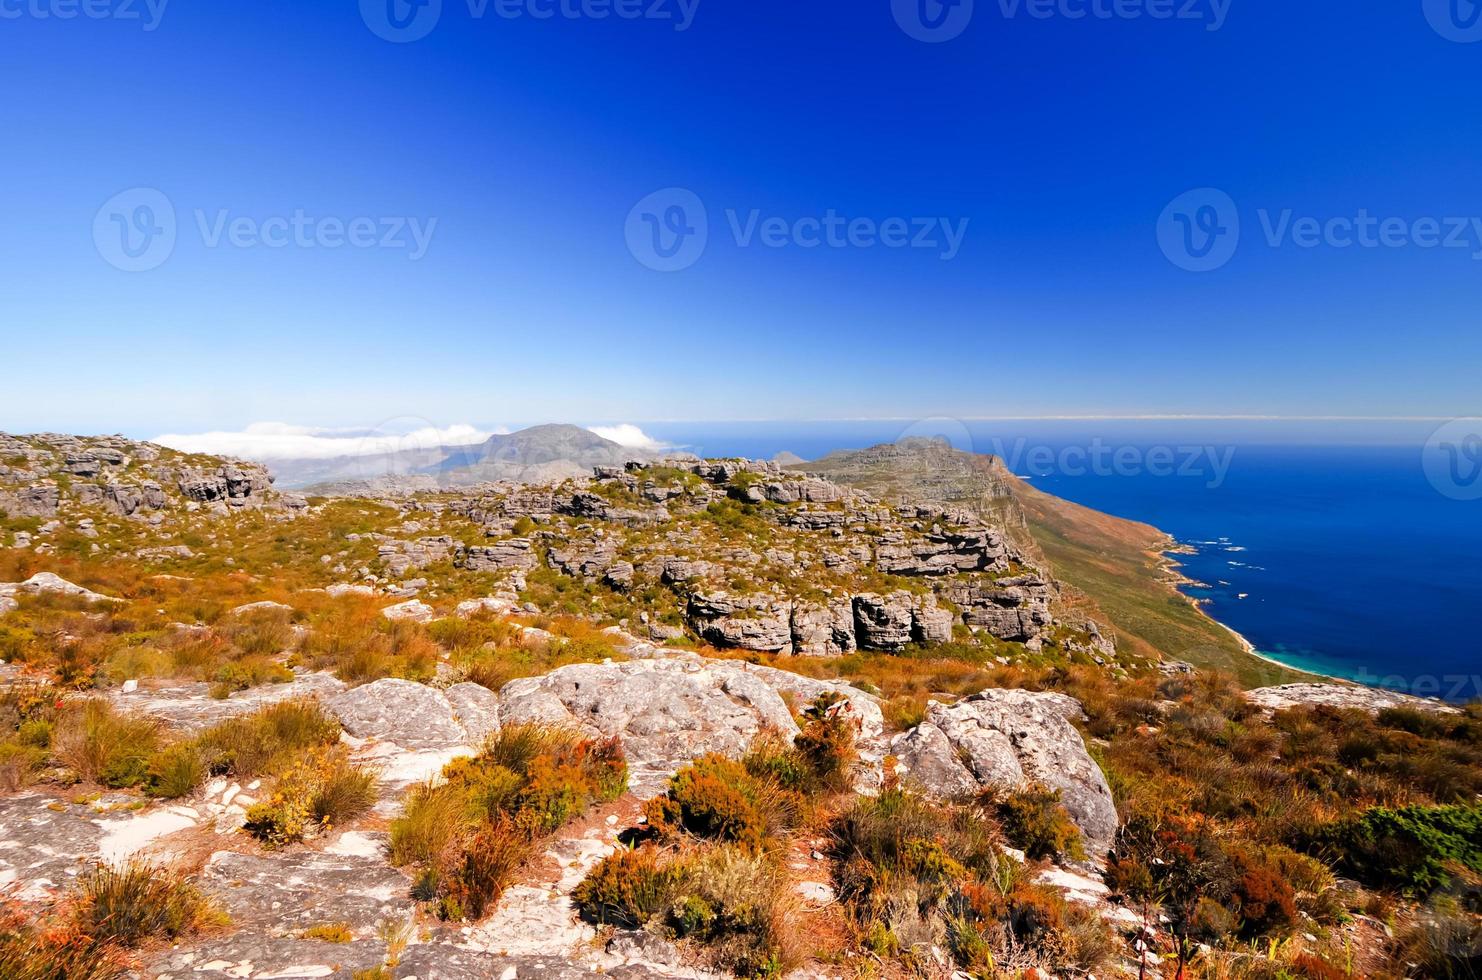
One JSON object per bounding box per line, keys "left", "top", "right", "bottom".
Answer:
{"left": 153, "top": 421, "right": 501, "bottom": 460}
{"left": 587, "top": 423, "right": 666, "bottom": 450}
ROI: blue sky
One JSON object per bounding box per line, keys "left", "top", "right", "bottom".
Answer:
{"left": 2, "top": 0, "right": 1480, "bottom": 441}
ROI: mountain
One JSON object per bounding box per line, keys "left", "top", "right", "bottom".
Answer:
{"left": 430, "top": 424, "right": 653, "bottom": 483}
{"left": 267, "top": 424, "right": 659, "bottom": 493}
{"left": 792, "top": 438, "right": 1308, "bottom": 686}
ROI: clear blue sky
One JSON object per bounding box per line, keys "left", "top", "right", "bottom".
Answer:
{"left": 2, "top": 0, "right": 1480, "bottom": 437}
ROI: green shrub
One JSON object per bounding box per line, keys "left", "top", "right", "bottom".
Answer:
{"left": 300, "top": 922, "right": 353, "bottom": 943}
{"left": 791, "top": 693, "right": 857, "bottom": 792}
{"left": 663, "top": 845, "right": 800, "bottom": 978}
{"left": 1320, "top": 803, "right": 1482, "bottom": 895}
{"left": 194, "top": 699, "right": 340, "bottom": 778}
{"left": 145, "top": 742, "right": 206, "bottom": 798}
{"left": 989, "top": 784, "right": 1086, "bottom": 862}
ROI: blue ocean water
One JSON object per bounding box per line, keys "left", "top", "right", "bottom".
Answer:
{"left": 636, "top": 420, "right": 1482, "bottom": 700}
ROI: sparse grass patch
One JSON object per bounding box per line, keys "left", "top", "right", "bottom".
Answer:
{"left": 390, "top": 724, "right": 627, "bottom": 920}
{"left": 76, "top": 860, "right": 225, "bottom": 946}
{"left": 243, "top": 745, "right": 376, "bottom": 846}
{"left": 51, "top": 700, "right": 162, "bottom": 788}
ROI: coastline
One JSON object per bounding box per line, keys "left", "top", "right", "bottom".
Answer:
{"left": 1155, "top": 539, "right": 1339, "bottom": 686}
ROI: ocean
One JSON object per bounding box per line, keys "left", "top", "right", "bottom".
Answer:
{"left": 635, "top": 419, "right": 1482, "bottom": 701}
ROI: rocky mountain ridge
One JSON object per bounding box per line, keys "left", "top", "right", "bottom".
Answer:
{"left": 0, "top": 432, "right": 300, "bottom": 549}
{"left": 371, "top": 456, "right": 1122, "bottom": 666}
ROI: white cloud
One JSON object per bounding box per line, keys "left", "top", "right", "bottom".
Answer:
{"left": 153, "top": 421, "right": 502, "bottom": 460}
{"left": 587, "top": 424, "right": 665, "bottom": 450}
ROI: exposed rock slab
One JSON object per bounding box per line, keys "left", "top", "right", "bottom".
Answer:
{"left": 1245, "top": 683, "right": 1460, "bottom": 716}
{"left": 113, "top": 671, "right": 346, "bottom": 732}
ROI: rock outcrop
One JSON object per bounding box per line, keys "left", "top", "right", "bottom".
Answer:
{"left": 0, "top": 571, "right": 122, "bottom": 605}
{"left": 1245, "top": 683, "right": 1460, "bottom": 716}
{"left": 327, "top": 678, "right": 500, "bottom": 749}
{"left": 891, "top": 689, "right": 1119, "bottom": 858}
{"left": 498, "top": 656, "right": 881, "bottom": 795}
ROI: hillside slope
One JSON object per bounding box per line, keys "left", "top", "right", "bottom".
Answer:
{"left": 795, "top": 439, "right": 1308, "bottom": 686}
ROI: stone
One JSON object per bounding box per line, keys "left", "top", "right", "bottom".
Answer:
{"left": 686, "top": 592, "right": 794, "bottom": 653}
{"left": 0, "top": 572, "right": 122, "bottom": 605}
{"left": 499, "top": 657, "right": 879, "bottom": 795}
{"left": 327, "top": 678, "right": 470, "bottom": 749}
{"left": 456, "top": 594, "right": 519, "bottom": 618}
{"left": 148, "top": 844, "right": 413, "bottom": 979}
{"left": 892, "top": 689, "right": 1119, "bottom": 858}
{"left": 229, "top": 600, "right": 294, "bottom": 616}
{"left": 852, "top": 591, "right": 915, "bottom": 650}
{"left": 790, "top": 597, "right": 857, "bottom": 656}
{"left": 113, "top": 671, "right": 347, "bottom": 732}
{"left": 445, "top": 681, "right": 501, "bottom": 744}
{"left": 380, "top": 599, "right": 435, "bottom": 623}
{"left": 460, "top": 537, "right": 540, "bottom": 573}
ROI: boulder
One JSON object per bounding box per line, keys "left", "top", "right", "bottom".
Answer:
{"left": 852, "top": 592, "right": 915, "bottom": 650}
{"left": 381, "top": 599, "right": 434, "bottom": 623}
{"left": 851, "top": 591, "right": 951, "bottom": 650}
{"left": 445, "top": 681, "right": 501, "bottom": 744}
{"left": 327, "top": 678, "right": 471, "bottom": 749}
{"left": 0, "top": 572, "right": 122, "bottom": 605}
{"left": 891, "top": 689, "right": 1119, "bottom": 858}
{"left": 455, "top": 594, "right": 519, "bottom": 618}
{"left": 459, "top": 537, "right": 540, "bottom": 573}
{"left": 498, "top": 657, "right": 880, "bottom": 795}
